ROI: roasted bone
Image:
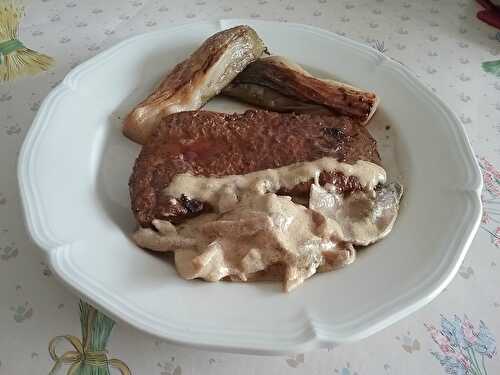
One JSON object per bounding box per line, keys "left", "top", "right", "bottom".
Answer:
{"left": 123, "top": 25, "right": 267, "bottom": 144}
{"left": 223, "top": 56, "right": 379, "bottom": 124}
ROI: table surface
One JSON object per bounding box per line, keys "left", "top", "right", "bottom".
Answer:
{"left": 1, "top": 0, "right": 500, "bottom": 374}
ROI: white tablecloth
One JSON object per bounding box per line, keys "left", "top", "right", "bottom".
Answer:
{"left": 1, "top": 0, "right": 499, "bottom": 374}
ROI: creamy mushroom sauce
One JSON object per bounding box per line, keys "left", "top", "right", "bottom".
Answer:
{"left": 133, "top": 157, "right": 402, "bottom": 292}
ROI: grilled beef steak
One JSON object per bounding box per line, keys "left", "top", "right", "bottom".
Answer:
{"left": 129, "top": 110, "right": 381, "bottom": 227}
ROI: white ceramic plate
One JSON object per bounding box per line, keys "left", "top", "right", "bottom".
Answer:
{"left": 18, "top": 20, "right": 482, "bottom": 354}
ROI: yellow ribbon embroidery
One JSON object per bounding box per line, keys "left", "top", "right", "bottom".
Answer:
{"left": 48, "top": 303, "right": 131, "bottom": 375}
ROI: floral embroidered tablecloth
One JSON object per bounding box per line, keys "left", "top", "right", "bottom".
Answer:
{"left": 1, "top": 0, "right": 499, "bottom": 374}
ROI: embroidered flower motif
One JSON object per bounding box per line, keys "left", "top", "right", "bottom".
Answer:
{"left": 426, "top": 315, "right": 496, "bottom": 374}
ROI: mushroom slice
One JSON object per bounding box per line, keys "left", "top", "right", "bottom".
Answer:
{"left": 132, "top": 224, "right": 197, "bottom": 252}
{"left": 309, "top": 182, "right": 403, "bottom": 246}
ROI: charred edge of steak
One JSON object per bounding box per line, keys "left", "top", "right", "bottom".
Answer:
{"left": 278, "top": 171, "right": 363, "bottom": 197}
{"left": 151, "top": 194, "right": 207, "bottom": 226}
{"left": 180, "top": 194, "right": 204, "bottom": 213}
{"left": 322, "top": 127, "right": 345, "bottom": 139}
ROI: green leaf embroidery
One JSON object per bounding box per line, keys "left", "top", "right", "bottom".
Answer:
{"left": 482, "top": 60, "right": 500, "bottom": 78}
